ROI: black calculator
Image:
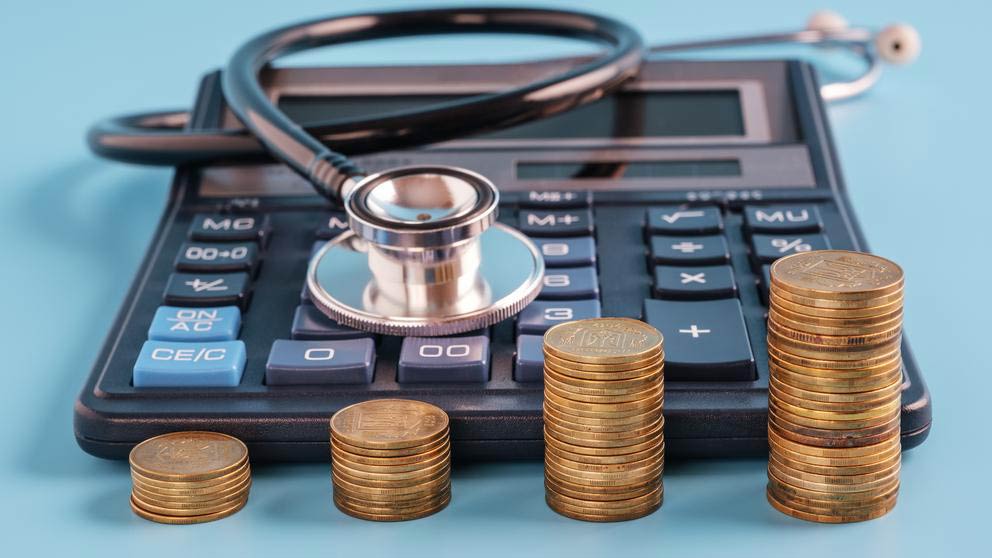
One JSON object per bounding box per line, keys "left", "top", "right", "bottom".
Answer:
{"left": 75, "top": 58, "right": 932, "bottom": 461}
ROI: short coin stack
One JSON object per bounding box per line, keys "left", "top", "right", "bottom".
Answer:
{"left": 542, "top": 318, "right": 665, "bottom": 522}
{"left": 330, "top": 399, "right": 451, "bottom": 521}
{"left": 129, "top": 431, "right": 251, "bottom": 524}
{"left": 765, "top": 250, "right": 904, "bottom": 523}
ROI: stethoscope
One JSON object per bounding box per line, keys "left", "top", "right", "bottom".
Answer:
{"left": 88, "top": 7, "right": 921, "bottom": 337}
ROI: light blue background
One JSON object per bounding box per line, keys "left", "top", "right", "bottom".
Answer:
{"left": 1, "top": 0, "right": 988, "bottom": 555}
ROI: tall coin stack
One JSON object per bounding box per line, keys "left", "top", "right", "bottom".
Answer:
{"left": 542, "top": 318, "right": 665, "bottom": 522}
{"left": 330, "top": 399, "right": 451, "bottom": 521}
{"left": 129, "top": 431, "right": 252, "bottom": 524}
{"left": 765, "top": 250, "right": 904, "bottom": 523}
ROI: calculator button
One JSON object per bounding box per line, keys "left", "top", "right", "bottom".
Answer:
{"left": 148, "top": 306, "right": 241, "bottom": 342}
{"left": 759, "top": 265, "right": 773, "bottom": 304}
{"left": 316, "top": 213, "right": 350, "bottom": 239}
{"left": 538, "top": 267, "right": 599, "bottom": 300}
{"left": 646, "top": 206, "right": 723, "bottom": 235}
{"left": 643, "top": 299, "right": 755, "bottom": 381}
{"left": 175, "top": 242, "right": 259, "bottom": 273}
{"left": 653, "top": 265, "right": 737, "bottom": 300}
{"left": 164, "top": 272, "right": 250, "bottom": 309}
{"left": 291, "top": 305, "right": 369, "bottom": 340}
{"left": 265, "top": 339, "right": 375, "bottom": 385}
{"left": 751, "top": 234, "right": 831, "bottom": 264}
{"left": 520, "top": 190, "right": 591, "bottom": 209}
{"left": 518, "top": 209, "right": 594, "bottom": 237}
{"left": 189, "top": 214, "right": 268, "bottom": 242}
{"left": 398, "top": 336, "right": 490, "bottom": 383}
{"left": 649, "top": 235, "right": 729, "bottom": 265}
{"left": 514, "top": 335, "right": 545, "bottom": 383}
{"left": 133, "top": 340, "right": 246, "bottom": 387}
{"left": 517, "top": 300, "right": 601, "bottom": 335}
{"left": 744, "top": 205, "right": 822, "bottom": 233}
{"left": 530, "top": 237, "right": 597, "bottom": 268}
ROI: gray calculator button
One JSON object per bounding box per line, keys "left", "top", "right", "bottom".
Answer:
{"left": 514, "top": 335, "right": 545, "bottom": 382}
{"left": 398, "top": 336, "right": 490, "bottom": 383}
{"left": 517, "top": 300, "right": 601, "bottom": 335}
{"left": 518, "top": 209, "right": 594, "bottom": 237}
{"left": 189, "top": 214, "right": 269, "bottom": 242}
{"left": 538, "top": 267, "right": 599, "bottom": 300}
{"left": 650, "top": 235, "right": 729, "bottom": 265}
{"left": 646, "top": 206, "right": 723, "bottom": 235}
{"left": 744, "top": 205, "right": 822, "bottom": 233}
{"left": 265, "top": 339, "right": 375, "bottom": 385}
{"left": 530, "top": 237, "right": 596, "bottom": 268}
{"left": 164, "top": 272, "right": 250, "bottom": 309}
{"left": 175, "top": 242, "right": 258, "bottom": 273}
{"left": 291, "top": 305, "right": 369, "bottom": 340}
{"left": 751, "top": 234, "right": 831, "bottom": 264}
{"left": 520, "top": 190, "right": 591, "bottom": 209}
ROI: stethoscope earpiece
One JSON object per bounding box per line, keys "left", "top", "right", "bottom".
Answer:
{"left": 875, "top": 23, "right": 922, "bottom": 65}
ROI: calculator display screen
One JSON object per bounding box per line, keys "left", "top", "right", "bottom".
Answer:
{"left": 278, "top": 91, "right": 745, "bottom": 139}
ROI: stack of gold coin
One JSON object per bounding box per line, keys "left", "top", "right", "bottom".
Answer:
{"left": 129, "top": 431, "right": 251, "bottom": 524}
{"left": 765, "top": 250, "right": 904, "bottom": 523}
{"left": 542, "top": 318, "right": 665, "bottom": 522}
{"left": 330, "top": 399, "right": 451, "bottom": 521}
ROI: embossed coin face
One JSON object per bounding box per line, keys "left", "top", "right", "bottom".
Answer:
{"left": 129, "top": 432, "right": 248, "bottom": 481}
{"left": 544, "top": 318, "right": 664, "bottom": 364}
{"left": 771, "top": 250, "right": 904, "bottom": 300}
{"left": 331, "top": 399, "right": 449, "bottom": 449}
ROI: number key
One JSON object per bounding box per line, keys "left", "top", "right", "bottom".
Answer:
{"left": 398, "top": 336, "right": 490, "bottom": 383}
{"left": 517, "top": 300, "right": 601, "bottom": 334}
{"left": 265, "top": 339, "right": 375, "bottom": 385}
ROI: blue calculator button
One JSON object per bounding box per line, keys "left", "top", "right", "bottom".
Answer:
{"left": 538, "top": 267, "right": 599, "bottom": 300}
{"left": 133, "top": 340, "right": 246, "bottom": 387}
{"left": 514, "top": 335, "right": 545, "bottom": 382}
{"left": 398, "top": 336, "right": 490, "bottom": 383}
{"left": 517, "top": 300, "right": 601, "bottom": 335}
{"left": 148, "top": 306, "right": 241, "bottom": 342}
{"left": 291, "top": 305, "right": 369, "bottom": 340}
{"left": 530, "top": 237, "right": 597, "bottom": 268}
{"left": 265, "top": 339, "right": 375, "bottom": 385}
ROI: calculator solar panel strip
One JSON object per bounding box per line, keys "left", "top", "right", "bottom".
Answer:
{"left": 74, "top": 58, "right": 932, "bottom": 461}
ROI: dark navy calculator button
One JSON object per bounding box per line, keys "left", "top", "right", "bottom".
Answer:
{"left": 133, "top": 340, "right": 246, "bottom": 387}
{"left": 148, "top": 306, "right": 241, "bottom": 342}
{"left": 175, "top": 242, "right": 258, "bottom": 273}
{"left": 538, "top": 267, "right": 599, "bottom": 300}
{"left": 189, "top": 214, "right": 269, "bottom": 242}
{"left": 744, "top": 205, "right": 822, "bottom": 233}
{"left": 518, "top": 209, "right": 594, "bottom": 237}
{"left": 643, "top": 298, "right": 755, "bottom": 381}
{"left": 265, "top": 339, "right": 375, "bottom": 385}
{"left": 759, "top": 265, "right": 772, "bottom": 304}
{"left": 520, "top": 190, "right": 591, "bottom": 209}
{"left": 291, "top": 305, "right": 369, "bottom": 340}
{"left": 751, "top": 234, "right": 831, "bottom": 264}
{"left": 653, "top": 266, "right": 737, "bottom": 300}
{"left": 164, "top": 272, "right": 250, "bottom": 309}
{"left": 649, "top": 235, "right": 729, "bottom": 265}
{"left": 646, "top": 206, "right": 723, "bottom": 235}
{"left": 316, "top": 213, "right": 350, "bottom": 239}
{"left": 398, "top": 336, "right": 490, "bottom": 383}
{"left": 517, "top": 300, "right": 601, "bottom": 335}
{"left": 514, "top": 335, "right": 545, "bottom": 383}
{"left": 530, "top": 237, "right": 596, "bottom": 268}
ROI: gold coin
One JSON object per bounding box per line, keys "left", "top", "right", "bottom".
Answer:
{"left": 769, "top": 405, "right": 899, "bottom": 435}
{"left": 331, "top": 431, "right": 448, "bottom": 458}
{"left": 770, "top": 453, "right": 900, "bottom": 484}
{"left": 543, "top": 405, "right": 661, "bottom": 434}
{"left": 543, "top": 318, "right": 664, "bottom": 364}
{"left": 767, "top": 342, "right": 901, "bottom": 370}
{"left": 130, "top": 495, "right": 247, "bottom": 524}
{"left": 330, "top": 399, "right": 448, "bottom": 450}
{"left": 769, "top": 375, "right": 902, "bottom": 405}
{"left": 545, "top": 378, "right": 663, "bottom": 404}
{"left": 770, "top": 447, "right": 899, "bottom": 476}
{"left": 545, "top": 459, "right": 662, "bottom": 487}
{"left": 132, "top": 475, "right": 251, "bottom": 503}
{"left": 769, "top": 302, "right": 903, "bottom": 330}
{"left": 767, "top": 351, "right": 901, "bottom": 379}
{"left": 131, "top": 491, "right": 250, "bottom": 516}
{"left": 543, "top": 364, "right": 663, "bottom": 393}
{"left": 768, "top": 420, "right": 901, "bottom": 449}
{"left": 334, "top": 491, "right": 450, "bottom": 522}
{"left": 771, "top": 284, "right": 903, "bottom": 310}
{"left": 331, "top": 439, "right": 450, "bottom": 466}
{"left": 769, "top": 459, "right": 899, "bottom": 491}
{"left": 546, "top": 483, "right": 663, "bottom": 510}
{"left": 130, "top": 464, "right": 250, "bottom": 492}
{"left": 542, "top": 357, "right": 664, "bottom": 381}
{"left": 768, "top": 489, "right": 898, "bottom": 519}
{"left": 332, "top": 459, "right": 450, "bottom": 485}
{"left": 767, "top": 427, "right": 900, "bottom": 459}
{"left": 545, "top": 437, "right": 664, "bottom": 464}
{"left": 767, "top": 330, "right": 901, "bottom": 362}
{"left": 768, "top": 382, "right": 898, "bottom": 414}
{"left": 332, "top": 448, "right": 449, "bottom": 476}
{"left": 543, "top": 394, "right": 664, "bottom": 419}
{"left": 332, "top": 475, "right": 449, "bottom": 502}
{"left": 543, "top": 387, "right": 663, "bottom": 414}
{"left": 543, "top": 400, "right": 663, "bottom": 427}
{"left": 545, "top": 427, "right": 662, "bottom": 457}
{"left": 769, "top": 292, "right": 903, "bottom": 319}
{"left": 770, "top": 362, "right": 903, "bottom": 393}
{"left": 767, "top": 316, "right": 902, "bottom": 348}
{"left": 546, "top": 445, "right": 663, "bottom": 474}
{"left": 544, "top": 417, "right": 664, "bottom": 447}
{"left": 770, "top": 251, "right": 904, "bottom": 300}
{"left": 769, "top": 391, "right": 901, "bottom": 422}
{"left": 767, "top": 474, "right": 899, "bottom": 504}
{"left": 546, "top": 491, "right": 662, "bottom": 522}
{"left": 129, "top": 431, "right": 248, "bottom": 482}
{"left": 768, "top": 307, "right": 902, "bottom": 337}
{"left": 333, "top": 483, "right": 450, "bottom": 510}
{"left": 545, "top": 473, "right": 661, "bottom": 500}
{"left": 770, "top": 438, "right": 901, "bottom": 470}
{"left": 131, "top": 483, "right": 250, "bottom": 510}
{"left": 767, "top": 489, "right": 896, "bottom": 523}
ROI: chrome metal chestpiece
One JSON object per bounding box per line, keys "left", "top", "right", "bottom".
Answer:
{"left": 307, "top": 166, "right": 545, "bottom": 336}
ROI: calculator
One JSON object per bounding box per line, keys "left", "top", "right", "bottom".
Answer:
{"left": 75, "top": 58, "right": 932, "bottom": 461}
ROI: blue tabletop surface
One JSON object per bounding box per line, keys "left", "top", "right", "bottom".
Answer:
{"left": 1, "top": 0, "right": 989, "bottom": 555}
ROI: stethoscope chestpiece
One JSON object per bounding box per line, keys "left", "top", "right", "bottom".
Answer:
{"left": 307, "top": 166, "right": 545, "bottom": 337}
